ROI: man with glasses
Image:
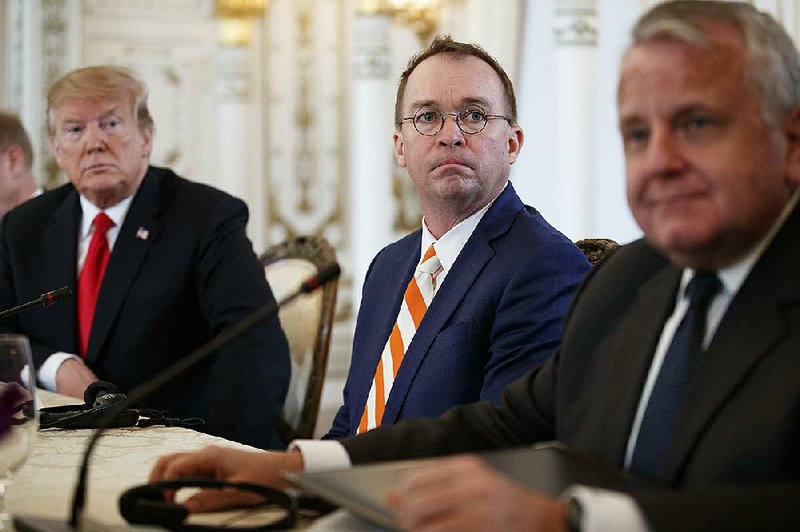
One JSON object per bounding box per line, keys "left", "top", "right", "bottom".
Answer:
{"left": 322, "top": 35, "right": 589, "bottom": 438}
{"left": 152, "top": 31, "right": 588, "bottom": 509}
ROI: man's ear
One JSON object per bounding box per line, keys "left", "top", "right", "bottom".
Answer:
{"left": 2, "top": 145, "right": 24, "bottom": 175}
{"left": 140, "top": 125, "right": 153, "bottom": 158}
{"left": 507, "top": 126, "right": 524, "bottom": 165}
{"left": 783, "top": 107, "right": 800, "bottom": 187}
{"left": 393, "top": 130, "right": 407, "bottom": 168}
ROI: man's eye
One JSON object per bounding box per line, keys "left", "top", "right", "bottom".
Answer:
{"left": 624, "top": 128, "right": 648, "bottom": 144}
{"left": 686, "top": 116, "right": 710, "bottom": 130}
{"left": 462, "top": 110, "right": 486, "bottom": 122}
{"left": 418, "top": 112, "right": 437, "bottom": 123}
{"left": 64, "top": 126, "right": 83, "bottom": 136}
{"left": 103, "top": 119, "right": 121, "bottom": 130}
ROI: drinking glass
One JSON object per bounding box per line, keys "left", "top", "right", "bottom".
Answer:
{"left": 0, "top": 335, "right": 38, "bottom": 529}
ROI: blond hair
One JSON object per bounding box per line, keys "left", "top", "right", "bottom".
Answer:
{"left": 47, "top": 65, "right": 154, "bottom": 136}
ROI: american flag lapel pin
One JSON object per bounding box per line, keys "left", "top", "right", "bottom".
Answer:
{"left": 135, "top": 226, "right": 150, "bottom": 241}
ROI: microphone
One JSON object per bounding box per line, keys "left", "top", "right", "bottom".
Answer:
{"left": 67, "top": 262, "right": 341, "bottom": 529}
{"left": 0, "top": 287, "right": 72, "bottom": 319}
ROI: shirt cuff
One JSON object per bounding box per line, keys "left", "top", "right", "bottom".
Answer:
{"left": 37, "top": 352, "right": 81, "bottom": 391}
{"left": 561, "top": 485, "right": 651, "bottom": 532}
{"left": 288, "top": 439, "right": 352, "bottom": 472}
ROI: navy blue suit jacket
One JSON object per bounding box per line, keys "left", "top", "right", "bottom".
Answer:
{"left": 326, "top": 183, "right": 589, "bottom": 438}
{"left": 0, "top": 166, "right": 290, "bottom": 448}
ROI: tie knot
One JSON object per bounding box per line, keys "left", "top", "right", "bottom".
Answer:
{"left": 93, "top": 212, "right": 114, "bottom": 235}
{"left": 418, "top": 245, "right": 441, "bottom": 275}
{"left": 686, "top": 272, "right": 721, "bottom": 309}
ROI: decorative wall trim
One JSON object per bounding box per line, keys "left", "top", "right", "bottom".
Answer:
{"left": 41, "top": 0, "right": 71, "bottom": 188}
{"left": 554, "top": 0, "right": 597, "bottom": 47}
{"left": 83, "top": 0, "right": 211, "bottom": 19}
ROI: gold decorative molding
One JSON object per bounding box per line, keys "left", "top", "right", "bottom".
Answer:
{"left": 357, "top": 0, "right": 444, "bottom": 43}
{"left": 214, "top": 0, "right": 269, "bottom": 46}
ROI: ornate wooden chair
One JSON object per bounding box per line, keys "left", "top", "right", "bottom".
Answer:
{"left": 576, "top": 238, "right": 620, "bottom": 266}
{"left": 260, "top": 235, "right": 338, "bottom": 441}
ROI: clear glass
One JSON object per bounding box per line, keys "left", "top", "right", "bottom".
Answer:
{"left": 0, "top": 335, "right": 38, "bottom": 529}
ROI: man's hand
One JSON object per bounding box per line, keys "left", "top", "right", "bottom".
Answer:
{"left": 55, "top": 358, "right": 98, "bottom": 398}
{"left": 387, "top": 455, "right": 568, "bottom": 532}
{"left": 149, "top": 445, "right": 304, "bottom": 513}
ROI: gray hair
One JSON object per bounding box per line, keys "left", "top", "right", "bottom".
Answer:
{"left": 631, "top": 0, "right": 800, "bottom": 126}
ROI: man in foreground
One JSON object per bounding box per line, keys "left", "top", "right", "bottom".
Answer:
{"left": 152, "top": 1, "right": 800, "bottom": 528}
{"left": 0, "top": 66, "right": 290, "bottom": 448}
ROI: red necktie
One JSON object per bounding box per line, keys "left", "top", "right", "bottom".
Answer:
{"left": 358, "top": 244, "right": 441, "bottom": 433}
{"left": 77, "top": 212, "right": 114, "bottom": 358}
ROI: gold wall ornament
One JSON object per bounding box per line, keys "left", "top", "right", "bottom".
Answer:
{"left": 357, "top": 0, "right": 444, "bottom": 43}
{"left": 215, "top": 0, "right": 268, "bottom": 18}
{"left": 214, "top": 0, "right": 269, "bottom": 46}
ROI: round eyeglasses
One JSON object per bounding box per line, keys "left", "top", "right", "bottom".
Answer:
{"left": 400, "top": 105, "right": 512, "bottom": 136}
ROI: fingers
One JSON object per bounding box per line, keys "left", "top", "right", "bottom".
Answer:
{"left": 389, "top": 456, "right": 487, "bottom": 530}
{"left": 150, "top": 445, "right": 224, "bottom": 483}
{"left": 387, "top": 455, "right": 562, "bottom": 532}
{"left": 183, "top": 487, "right": 266, "bottom": 513}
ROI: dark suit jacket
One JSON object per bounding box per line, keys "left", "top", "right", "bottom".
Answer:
{"left": 0, "top": 166, "right": 290, "bottom": 449}
{"left": 325, "top": 183, "right": 590, "bottom": 438}
{"left": 342, "top": 201, "right": 800, "bottom": 530}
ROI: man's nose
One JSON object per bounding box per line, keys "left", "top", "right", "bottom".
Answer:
{"left": 84, "top": 124, "right": 106, "bottom": 153}
{"left": 645, "top": 127, "right": 686, "bottom": 176}
{"left": 437, "top": 114, "right": 465, "bottom": 146}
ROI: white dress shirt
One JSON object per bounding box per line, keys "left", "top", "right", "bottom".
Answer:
{"left": 37, "top": 195, "right": 134, "bottom": 390}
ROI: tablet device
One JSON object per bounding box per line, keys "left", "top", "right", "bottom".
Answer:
{"left": 285, "top": 442, "right": 647, "bottom": 529}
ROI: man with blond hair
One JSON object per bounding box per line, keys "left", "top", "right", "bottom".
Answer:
{"left": 0, "top": 66, "right": 291, "bottom": 448}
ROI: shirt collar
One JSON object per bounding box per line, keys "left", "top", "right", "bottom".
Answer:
{"left": 79, "top": 194, "right": 134, "bottom": 239}
{"left": 679, "top": 190, "right": 800, "bottom": 298}
{"left": 420, "top": 183, "right": 507, "bottom": 271}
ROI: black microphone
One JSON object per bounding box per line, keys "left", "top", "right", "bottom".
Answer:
{"left": 67, "top": 262, "right": 341, "bottom": 529}
{"left": 0, "top": 287, "right": 72, "bottom": 319}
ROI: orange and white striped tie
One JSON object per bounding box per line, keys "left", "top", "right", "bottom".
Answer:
{"left": 358, "top": 244, "right": 441, "bottom": 433}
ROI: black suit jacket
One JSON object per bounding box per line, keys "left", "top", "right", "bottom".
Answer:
{"left": 0, "top": 166, "right": 290, "bottom": 448}
{"left": 342, "top": 202, "right": 800, "bottom": 530}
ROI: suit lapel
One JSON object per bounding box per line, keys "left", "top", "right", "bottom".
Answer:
{"left": 85, "top": 170, "right": 164, "bottom": 364}
{"left": 44, "top": 189, "right": 81, "bottom": 350}
{"left": 382, "top": 185, "right": 524, "bottom": 424}
{"left": 663, "top": 205, "right": 800, "bottom": 483}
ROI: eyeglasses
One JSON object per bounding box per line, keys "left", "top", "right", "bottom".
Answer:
{"left": 400, "top": 105, "right": 512, "bottom": 136}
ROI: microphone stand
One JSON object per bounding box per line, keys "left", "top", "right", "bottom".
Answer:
{"left": 0, "top": 287, "right": 72, "bottom": 320}
{"left": 68, "top": 263, "right": 341, "bottom": 529}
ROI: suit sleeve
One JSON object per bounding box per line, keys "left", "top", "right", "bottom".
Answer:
{"left": 192, "top": 196, "right": 291, "bottom": 449}
{"left": 341, "top": 353, "right": 560, "bottom": 463}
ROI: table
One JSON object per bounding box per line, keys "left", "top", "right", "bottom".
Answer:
{"left": 7, "top": 390, "right": 259, "bottom": 529}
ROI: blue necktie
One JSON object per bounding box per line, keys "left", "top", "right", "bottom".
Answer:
{"left": 630, "top": 272, "right": 722, "bottom": 478}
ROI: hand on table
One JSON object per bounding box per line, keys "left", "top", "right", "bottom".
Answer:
{"left": 55, "top": 358, "right": 98, "bottom": 399}
{"left": 387, "top": 454, "right": 568, "bottom": 532}
{"left": 150, "top": 445, "right": 304, "bottom": 513}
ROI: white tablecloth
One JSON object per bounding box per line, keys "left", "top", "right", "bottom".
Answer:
{"left": 7, "top": 390, "right": 255, "bottom": 528}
